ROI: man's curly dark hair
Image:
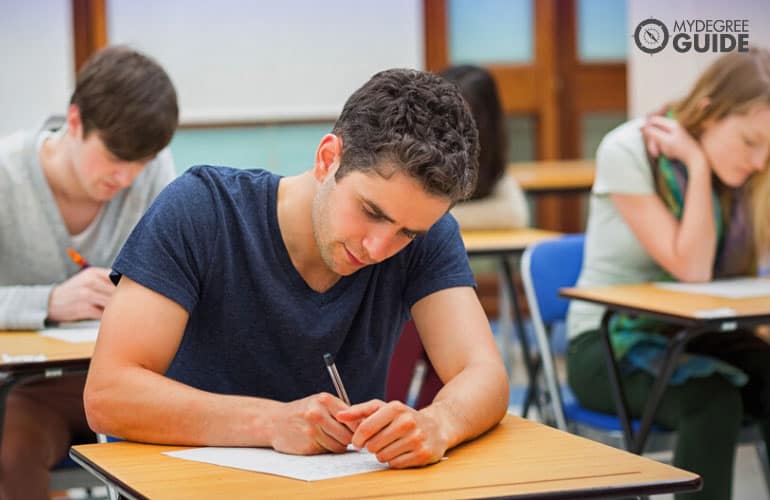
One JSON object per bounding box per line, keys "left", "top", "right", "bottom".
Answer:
{"left": 332, "top": 68, "right": 479, "bottom": 204}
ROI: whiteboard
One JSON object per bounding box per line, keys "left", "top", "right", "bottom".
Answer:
{"left": 107, "top": 0, "right": 424, "bottom": 124}
{"left": 0, "top": 0, "right": 74, "bottom": 137}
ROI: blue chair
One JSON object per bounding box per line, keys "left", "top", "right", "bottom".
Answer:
{"left": 521, "top": 232, "right": 770, "bottom": 491}
{"left": 521, "top": 234, "right": 676, "bottom": 451}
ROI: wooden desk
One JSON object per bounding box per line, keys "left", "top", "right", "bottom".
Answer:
{"left": 0, "top": 332, "right": 95, "bottom": 445}
{"left": 561, "top": 281, "right": 770, "bottom": 453}
{"left": 507, "top": 160, "right": 595, "bottom": 195}
{"left": 462, "top": 229, "right": 562, "bottom": 418}
{"left": 562, "top": 282, "right": 770, "bottom": 325}
{"left": 71, "top": 414, "right": 700, "bottom": 499}
{"left": 462, "top": 228, "right": 562, "bottom": 256}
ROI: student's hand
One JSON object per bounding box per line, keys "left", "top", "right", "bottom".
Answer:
{"left": 641, "top": 116, "right": 709, "bottom": 175}
{"left": 336, "top": 400, "right": 447, "bottom": 468}
{"left": 270, "top": 392, "right": 353, "bottom": 455}
{"left": 48, "top": 267, "right": 115, "bottom": 322}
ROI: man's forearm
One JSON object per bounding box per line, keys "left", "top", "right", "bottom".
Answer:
{"left": 420, "top": 361, "right": 509, "bottom": 450}
{"left": 0, "top": 285, "right": 52, "bottom": 330}
{"left": 84, "top": 366, "right": 281, "bottom": 446}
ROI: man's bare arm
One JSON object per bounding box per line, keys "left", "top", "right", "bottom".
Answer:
{"left": 337, "top": 286, "right": 508, "bottom": 467}
{"left": 84, "top": 276, "right": 352, "bottom": 453}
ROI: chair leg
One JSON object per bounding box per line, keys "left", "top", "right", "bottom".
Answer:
{"left": 521, "top": 356, "right": 540, "bottom": 419}
{"left": 97, "top": 434, "right": 120, "bottom": 500}
{"left": 754, "top": 439, "right": 770, "bottom": 497}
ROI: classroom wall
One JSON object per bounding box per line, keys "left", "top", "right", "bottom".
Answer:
{"left": 0, "top": 0, "right": 73, "bottom": 136}
{"left": 169, "top": 123, "right": 334, "bottom": 176}
{"left": 627, "top": 0, "right": 770, "bottom": 117}
{"left": 107, "top": 0, "right": 423, "bottom": 125}
{"left": 0, "top": 1, "right": 423, "bottom": 175}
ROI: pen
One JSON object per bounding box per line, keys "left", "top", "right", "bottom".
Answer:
{"left": 323, "top": 353, "right": 351, "bottom": 405}
{"left": 66, "top": 248, "right": 90, "bottom": 269}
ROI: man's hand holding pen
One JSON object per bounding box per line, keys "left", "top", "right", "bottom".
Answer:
{"left": 337, "top": 400, "right": 448, "bottom": 468}
{"left": 313, "top": 352, "right": 448, "bottom": 468}
{"left": 269, "top": 392, "right": 354, "bottom": 455}
{"left": 268, "top": 392, "right": 447, "bottom": 469}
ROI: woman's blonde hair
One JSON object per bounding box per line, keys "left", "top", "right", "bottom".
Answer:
{"left": 671, "top": 48, "right": 770, "bottom": 264}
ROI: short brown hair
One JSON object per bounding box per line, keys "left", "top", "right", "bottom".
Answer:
{"left": 70, "top": 46, "right": 178, "bottom": 161}
{"left": 332, "top": 69, "right": 479, "bottom": 204}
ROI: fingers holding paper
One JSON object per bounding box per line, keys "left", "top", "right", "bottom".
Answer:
{"left": 336, "top": 400, "right": 447, "bottom": 468}
{"left": 270, "top": 392, "right": 353, "bottom": 455}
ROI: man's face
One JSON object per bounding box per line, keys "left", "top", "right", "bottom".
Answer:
{"left": 311, "top": 164, "right": 451, "bottom": 276}
{"left": 71, "top": 131, "right": 149, "bottom": 202}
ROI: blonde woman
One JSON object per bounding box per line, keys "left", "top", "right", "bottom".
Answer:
{"left": 567, "top": 48, "right": 770, "bottom": 500}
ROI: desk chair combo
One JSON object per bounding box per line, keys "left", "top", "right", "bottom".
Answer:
{"left": 0, "top": 333, "right": 104, "bottom": 497}
{"left": 67, "top": 313, "right": 703, "bottom": 499}
{"left": 520, "top": 234, "right": 674, "bottom": 451}
{"left": 521, "top": 235, "right": 770, "bottom": 488}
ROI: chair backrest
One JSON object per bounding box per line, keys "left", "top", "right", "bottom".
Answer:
{"left": 386, "top": 320, "right": 443, "bottom": 410}
{"left": 522, "top": 235, "right": 672, "bottom": 441}
{"left": 523, "top": 234, "right": 585, "bottom": 324}
{"left": 521, "top": 234, "right": 584, "bottom": 430}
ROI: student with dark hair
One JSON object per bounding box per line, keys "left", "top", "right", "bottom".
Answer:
{"left": 0, "top": 46, "right": 178, "bottom": 499}
{"left": 567, "top": 48, "right": 770, "bottom": 500}
{"left": 84, "top": 68, "right": 509, "bottom": 468}
{"left": 442, "top": 65, "right": 529, "bottom": 229}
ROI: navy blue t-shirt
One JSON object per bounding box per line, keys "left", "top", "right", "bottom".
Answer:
{"left": 112, "top": 166, "right": 475, "bottom": 403}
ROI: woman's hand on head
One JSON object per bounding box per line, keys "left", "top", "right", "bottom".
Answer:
{"left": 642, "top": 116, "right": 709, "bottom": 176}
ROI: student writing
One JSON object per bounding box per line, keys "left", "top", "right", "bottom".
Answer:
{"left": 0, "top": 46, "right": 178, "bottom": 500}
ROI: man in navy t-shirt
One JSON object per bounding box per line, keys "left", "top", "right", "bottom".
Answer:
{"left": 84, "top": 69, "right": 509, "bottom": 468}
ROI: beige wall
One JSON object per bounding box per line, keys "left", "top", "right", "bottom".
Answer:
{"left": 628, "top": 0, "right": 770, "bottom": 117}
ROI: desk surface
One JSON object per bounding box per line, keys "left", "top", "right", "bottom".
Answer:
{"left": 71, "top": 414, "right": 699, "bottom": 500}
{"left": 462, "top": 228, "right": 562, "bottom": 255}
{"left": 0, "top": 331, "right": 94, "bottom": 372}
{"left": 561, "top": 281, "right": 770, "bottom": 324}
{"left": 507, "top": 160, "right": 595, "bottom": 193}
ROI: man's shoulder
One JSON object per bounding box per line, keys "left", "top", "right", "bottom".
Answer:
{"left": 182, "top": 165, "right": 277, "bottom": 190}
{"left": 0, "top": 130, "right": 36, "bottom": 187}
{"left": 153, "top": 166, "right": 277, "bottom": 218}
{"left": 0, "top": 130, "right": 33, "bottom": 161}
{"left": 424, "top": 212, "right": 461, "bottom": 241}
{"left": 398, "top": 213, "right": 462, "bottom": 262}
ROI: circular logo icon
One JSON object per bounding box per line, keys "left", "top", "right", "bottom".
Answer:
{"left": 634, "top": 18, "right": 669, "bottom": 54}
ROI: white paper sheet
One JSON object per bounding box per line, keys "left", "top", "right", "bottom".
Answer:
{"left": 654, "top": 278, "right": 770, "bottom": 299}
{"left": 39, "top": 320, "right": 100, "bottom": 343}
{"left": 163, "top": 446, "right": 389, "bottom": 481}
{"left": 1, "top": 353, "right": 47, "bottom": 363}
{"left": 693, "top": 307, "right": 738, "bottom": 319}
